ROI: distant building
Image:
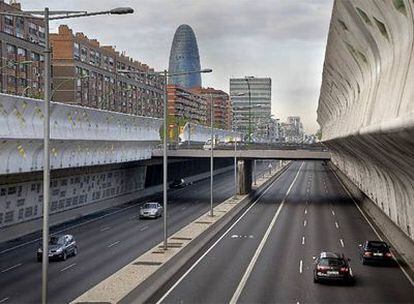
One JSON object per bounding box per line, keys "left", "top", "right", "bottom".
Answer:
{"left": 191, "top": 87, "right": 232, "bottom": 130}
{"left": 0, "top": 1, "right": 45, "bottom": 98}
{"left": 230, "top": 76, "right": 271, "bottom": 141}
{"left": 280, "top": 116, "right": 304, "bottom": 143}
{"left": 50, "top": 25, "right": 164, "bottom": 118}
{"left": 168, "top": 24, "right": 202, "bottom": 88}
{"left": 167, "top": 84, "right": 207, "bottom": 140}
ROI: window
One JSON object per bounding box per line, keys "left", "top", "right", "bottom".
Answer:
{"left": 8, "top": 187, "right": 16, "bottom": 195}
{"left": 4, "top": 15, "right": 13, "bottom": 26}
{"left": 51, "top": 201, "right": 58, "bottom": 211}
{"left": 0, "top": 188, "right": 6, "bottom": 196}
{"left": 16, "top": 199, "right": 25, "bottom": 207}
{"left": 25, "top": 207, "right": 33, "bottom": 217}
{"left": 7, "top": 44, "right": 16, "bottom": 56}
{"left": 5, "top": 211, "right": 14, "bottom": 223}
{"left": 74, "top": 43, "right": 80, "bottom": 60}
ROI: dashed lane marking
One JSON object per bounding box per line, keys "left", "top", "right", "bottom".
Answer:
{"left": 340, "top": 239, "right": 345, "bottom": 248}
{"left": 107, "top": 241, "right": 120, "bottom": 248}
{"left": 1, "top": 263, "right": 22, "bottom": 274}
{"left": 302, "top": 236, "right": 305, "bottom": 245}
{"left": 140, "top": 226, "right": 149, "bottom": 232}
{"left": 299, "top": 260, "right": 303, "bottom": 274}
{"left": 0, "top": 298, "right": 9, "bottom": 303}
{"left": 332, "top": 210, "right": 335, "bottom": 216}
{"left": 303, "top": 220, "right": 307, "bottom": 227}
{"left": 304, "top": 209, "right": 307, "bottom": 215}
{"left": 335, "top": 221, "right": 339, "bottom": 229}
{"left": 60, "top": 263, "right": 76, "bottom": 272}
{"left": 100, "top": 226, "right": 111, "bottom": 232}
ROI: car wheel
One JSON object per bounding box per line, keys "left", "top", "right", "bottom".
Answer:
{"left": 37, "top": 257, "right": 42, "bottom": 263}
{"left": 313, "top": 276, "right": 319, "bottom": 283}
{"left": 362, "top": 258, "right": 367, "bottom": 265}
{"left": 62, "top": 251, "right": 67, "bottom": 261}
{"left": 73, "top": 247, "right": 78, "bottom": 256}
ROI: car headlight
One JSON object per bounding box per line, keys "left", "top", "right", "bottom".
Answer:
{"left": 56, "top": 248, "right": 63, "bottom": 253}
{"left": 38, "top": 248, "right": 42, "bottom": 253}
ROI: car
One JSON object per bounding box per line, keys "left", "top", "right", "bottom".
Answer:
{"left": 139, "top": 202, "right": 163, "bottom": 219}
{"left": 313, "top": 252, "right": 354, "bottom": 284}
{"left": 37, "top": 234, "right": 77, "bottom": 262}
{"left": 169, "top": 178, "right": 188, "bottom": 189}
{"left": 359, "top": 240, "right": 394, "bottom": 265}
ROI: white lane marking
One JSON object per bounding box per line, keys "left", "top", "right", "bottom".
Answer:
{"left": 1, "top": 263, "right": 22, "bottom": 274}
{"left": 156, "top": 162, "right": 303, "bottom": 304}
{"left": 0, "top": 298, "right": 9, "bottom": 303}
{"left": 229, "top": 163, "right": 304, "bottom": 304}
{"left": 100, "top": 226, "right": 111, "bottom": 232}
{"left": 299, "top": 260, "right": 303, "bottom": 274}
{"left": 304, "top": 208, "right": 307, "bottom": 215}
{"left": 140, "top": 226, "right": 149, "bottom": 232}
{"left": 302, "top": 236, "right": 305, "bottom": 245}
{"left": 303, "top": 220, "right": 307, "bottom": 227}
{"left": 331, "top": 210, "right": 335, "bottom": 216}
{"left": 335, "top": 221, "right": 339, "bottom": 229}
{"left": 60, "top": 263, "right": 76, "bottom": 272}
{"left": 107, "top": 241, "right": 120, "bottom": 248}
{"left": 0, "top": 203, "right": 140, "bottom": 256}
{"left": 340, "top": 239, "right": 345, "bottom": 248}
{"left": 331, "top": 167, "right": 414, "bottom": 287}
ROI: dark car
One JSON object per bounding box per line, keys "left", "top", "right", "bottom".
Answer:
{"left": 169, "top": 178, "right": 188, "bottom": 189}
{"left": 359, "top": 240, "right": 393, "bottom": 265}
{"left": 37, "top": 234, "right": 77, "bottom": 262}
{"left": 313, "top": 252, "right": 354, "bottom": 284}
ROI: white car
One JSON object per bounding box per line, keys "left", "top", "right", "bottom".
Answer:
{"left": 139, "top": 202, "right": 163, "bottom": 219}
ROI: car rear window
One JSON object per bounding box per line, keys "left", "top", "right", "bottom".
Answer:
{"left": 368, "top": 242, "right": 388, "bottom": 250}
{"left": 319, "top": 258, "right": 345, "bottom": 267}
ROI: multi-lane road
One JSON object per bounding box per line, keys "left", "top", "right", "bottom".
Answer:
{"left": 153, "top": 161, "right": 414, "bottom": 304}
{"left": 0, "top": 162, "right": 272, "bottom": 304}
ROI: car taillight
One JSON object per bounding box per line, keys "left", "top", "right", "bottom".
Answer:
{"left": 340, "top": 267, "right": 349, "bottom": 273}
{"left": 364, "top": 251, "right": 372, "bottom": 257}
{"left": 385, "top": 252, "right": 392, "bottom": 258}
{"left": 317, "top": 265, "right": 329, "bottom": 271}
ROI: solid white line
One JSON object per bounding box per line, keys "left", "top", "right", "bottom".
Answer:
{"left": 107, "top": 241, "right": 120, "bottom": 248}
{"left": 331, "top": 167, "right": 414, "bottom": 286}
{"left": 340, "top": 239, "right": 345, "bottom": 248}
{"left": 100, "top": 226, "right": 111, "bottom": 232}
{"left": 299, "top": 260, "right": 303, "bottom": 274}
{"left": 60, "top": 263, "right": 76, "bottom": 272}
{"left": 140, "top": 226, "right": 149, "bottom": 232}
{"left": 156, "top": 162, "right": 303, "bottom": 304}
{"left": 302, "top": 236, "right": 305, "bottom": 245}
{"left": 229, "top": 163, "right": 304, "bottom": 304}
{"left": 335, "top": 221, "right": 339, "bottom": 229}
{"left": 0, "top": 203, "right": 140, "bottom": 255}
{"left": 0, "top": 298, "right": 9, "bottom": 303}
{"left": 1, "top": 263, "right": 22, "bottom": 273}
{"left": 332, "top": 210, "right": 335, "bottom": 216}
{"left": 303, "top": 220, "right": 307, "bottom": 227}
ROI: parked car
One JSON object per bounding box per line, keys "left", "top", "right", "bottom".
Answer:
{"left": 139, "top": 202, "right": 163, "bottom": 219}
{"left": 169, "top": 178, "right": 189, "bottom": 189}
{"left": 37, "top": 234, "right": 77, "bottom": 262}
{"left": 359, "top": 240, "right": 393, "bottom": 265}
{"left": 313, "top": 252, "right": 354, "bottom": 284}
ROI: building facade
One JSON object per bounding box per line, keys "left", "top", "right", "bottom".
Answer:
{"left": 229, "top": 76, "right": 271, "bottom": 141}
{"left": 50, "top": 25, "right": 164, "bottom": 118}
{"left": 168, "top": 24, "right": 202, "bottom": 89}
{"left": 191, "top": 87, "right": 232, "bottom": 130}
{"left": 167, "top": 84, "right": 207, "bottom": 140}
{"left": 0, "top": 1, "right": 45, "bottom": 98}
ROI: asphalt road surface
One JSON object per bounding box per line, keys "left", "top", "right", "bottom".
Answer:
{"left": 154, "top": 161, "right": 414, "bottom": 304}
{"left": 0, "top": 161, "right": 274, "bottom": 303}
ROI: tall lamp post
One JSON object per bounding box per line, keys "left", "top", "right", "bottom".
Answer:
{"left": 118, "top": 68, "right": 212, "bottom": 249}
{"left": 244, "top": 77, "right": 252, "bottom": 144}
{"left": 0, "top": 7, "right": 134, "bottom": 304}
{"left": 209, "top": 93, "right": 214, "bottom": 217}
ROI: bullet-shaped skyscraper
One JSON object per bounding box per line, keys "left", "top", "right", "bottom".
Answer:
{"left": 168, "top": 24, "right": 202, "bottom": 88}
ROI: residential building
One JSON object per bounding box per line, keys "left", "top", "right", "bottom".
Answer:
{"left": 230, "top": 76, "right": 271, "bottom": 141}
{"left": 0, "top": 1, "right": 45, "bottom": 97}
{"left": 50, "top": 25, "right": 164, "bottom": 118}
{"left": 168, "top": 24, "right": 202, "bottom": 88}
{"left": 191, "top": 87, "right": 231, "bottom": 130}
{"left": 280, "top": 116, "right": 304, "bottom": 143}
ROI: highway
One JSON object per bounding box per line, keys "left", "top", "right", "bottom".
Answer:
{"left": 0, "top": 161, "right": 272, "bottom": 303}
{"left": 153, "top": 161, "right": 414, "bottom": 304}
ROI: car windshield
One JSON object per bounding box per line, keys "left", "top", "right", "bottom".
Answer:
{"left": 319, "top": 258, "right": 345, "bottom": 267}
{"left": 143, "top": 203, "right": 158, "bottom": 209}
{"left": 368, "top": 242, "right": 388, "bottom": 250}
{"left": 49, "top": 236, "right": 65, "bottom": 245}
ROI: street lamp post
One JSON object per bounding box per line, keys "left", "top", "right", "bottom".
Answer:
{"left": 210, "top": 93, "right": 214, "bottom": 217}
{"left": 230, "top": 94, "right": 245, "bottom": 195}
{"left": 118, "top": 68, "right": 212, "bottom": 249}
{"left": 0, "top": 7, "right": 134, "bottom": 304}
{"left": 244, "top": 77, "right": 252, "bottom": 144}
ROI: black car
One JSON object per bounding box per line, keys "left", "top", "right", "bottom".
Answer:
{"left": 169, "top": 178, "right": 188, "bottom": 189}
{"left": 313, "top": 252, "right": 354, "bottom": 284}
{"left": 37, "top": 234, "right": 78, "bottom": 262}
{"left": 359, "top": 240, "right": 393, "bottom": 265}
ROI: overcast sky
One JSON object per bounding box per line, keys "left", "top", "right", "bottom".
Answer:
{"left": 22, "top": 0, "right": 333, "bottom": 133}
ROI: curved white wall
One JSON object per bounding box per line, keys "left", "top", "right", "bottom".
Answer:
{"left": 318, "top": 0, "right": 414, "bottom": 240}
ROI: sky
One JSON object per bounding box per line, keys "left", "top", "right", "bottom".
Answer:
{"left": 22, "top": 0, "right": 334, "bottom": 133}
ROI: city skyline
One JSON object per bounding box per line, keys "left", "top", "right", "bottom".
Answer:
{"left": 19, "top": 0, "right": 333, "bottom": 133}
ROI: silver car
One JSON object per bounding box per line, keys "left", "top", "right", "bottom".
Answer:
{"left": 139, "top": 202, "right": 163, "bottom": 219}
{"left": 37, "top": 234, "right": 78, "bottom": 262}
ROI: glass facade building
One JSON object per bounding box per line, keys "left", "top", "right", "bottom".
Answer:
{"left": 168, "top": 24, "right": 202, "bottom": 88}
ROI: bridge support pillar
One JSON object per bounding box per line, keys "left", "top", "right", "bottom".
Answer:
{"left": 237, "top": 159, "right": 252, "bottom": 195}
